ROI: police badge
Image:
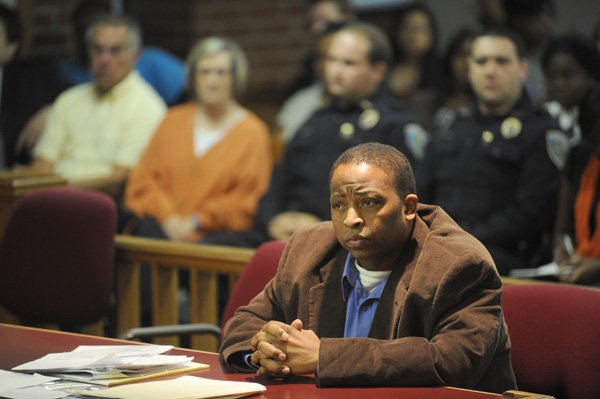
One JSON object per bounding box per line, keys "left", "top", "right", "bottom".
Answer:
{"left": 339, "top": 122, "right": 355, "bottom": 139}
{"left": 500, "top": 117, "right": 522, "bottom": 139}
{"left": 481, "top": 130, "right": 494, "bottom": 144}
{"left": 359, "top": 108, "right": 380, "bottom": 130}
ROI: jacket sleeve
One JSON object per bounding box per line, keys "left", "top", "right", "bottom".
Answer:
{"left": 219, "top": 237, "right": 292, "bottom": 371}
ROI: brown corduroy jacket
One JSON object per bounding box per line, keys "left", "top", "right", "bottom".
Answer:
{"left": 220, "top": 204, "right": 517, "bottom": 393}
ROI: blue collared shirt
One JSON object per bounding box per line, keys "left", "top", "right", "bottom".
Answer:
{"left": 341, "top": 254, "right": 389, "bottom": 338}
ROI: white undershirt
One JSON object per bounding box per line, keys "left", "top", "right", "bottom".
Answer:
{"left": 193, "top": 109, "right": 246, "bottom": 157}
{"left": 355, "top": 260, "right": 392, "bottom": 294}
{"left": 545, "top": 100, "right": 581, "bottom": 146}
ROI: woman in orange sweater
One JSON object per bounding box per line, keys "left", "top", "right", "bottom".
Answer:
{"left": 124, "top": 37, "right": 272, "bottom": 242}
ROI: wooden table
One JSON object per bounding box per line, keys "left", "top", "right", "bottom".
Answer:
{"left": 0, "top": 323, "right": 510, "bottom": 399}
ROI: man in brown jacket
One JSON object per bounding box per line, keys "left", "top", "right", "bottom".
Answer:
{"left": 220, "top": 143, "right": 516, "bottom": 393}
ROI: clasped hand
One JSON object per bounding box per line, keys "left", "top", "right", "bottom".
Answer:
{"left": 250, "top": 319, "right": 320, "bottom": 376}
{"left": 162, "top": 215, "right": 196, "bottom": 242}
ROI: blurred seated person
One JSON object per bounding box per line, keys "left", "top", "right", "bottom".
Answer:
{"left": 60, "top": 0, "right": 185, "bottom": 105}
{"left": 476, "top": 0, "right": 506, "bottom": 28}
{"left": 554, "top": 86, "right": 600, "bottom": 285}
{"left": 387, "top": 2, "right": 440, "bottom": 128}
{"left": 19, "top": 14, "right": 166, "bottom": 198}
{"left": 277, "top": 1, "right": 354, "bottom": 144}
{"left": 0, "top": 4, "right": 68, "bottom": 167}
{"left": 502, "top": 0, "right": 555, "bottom": 105}
{"left": 202, "top": 22, "right": 428, "bottom": 248}
{"left": 431, "top": 28, "right": 475, "bottom": 130}
{"left": 542, "top": 35, "right": 600, "bottom": 153}
{"left": 122, "top": 37, "right": 272, "bottom": 242}
{"left": 276, "top": 22, "right": 344, "bottom": 144}
{"left": 284, "top": 0, "right": 355, "bottom": 97}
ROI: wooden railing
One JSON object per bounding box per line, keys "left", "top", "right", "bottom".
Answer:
{"left": 114, "top": 235, "right": 254, "bottom": 352}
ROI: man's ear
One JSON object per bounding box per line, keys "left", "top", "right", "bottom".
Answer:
{"left": 372, "top": 62, "right": 387, "bottom": 86}
{"left": 131, "top": 48, "right": 141, "bottom": 63}
{"left": 404, "top": 194, "right": 418, "bottom": 221}
{"left": 519, "top": 59, "right": 529, "bottom": 83}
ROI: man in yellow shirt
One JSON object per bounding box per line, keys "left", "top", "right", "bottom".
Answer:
{"left": 25, "top": 14, "right": 166, "bottom": 197}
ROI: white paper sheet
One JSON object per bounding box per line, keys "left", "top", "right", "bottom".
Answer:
{"left": 0, "top": 370, "right": 58, "bottom": 392}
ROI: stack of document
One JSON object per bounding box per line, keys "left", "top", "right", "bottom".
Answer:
{"left": 12, "top": 345, "right": 209, "bottom": 386}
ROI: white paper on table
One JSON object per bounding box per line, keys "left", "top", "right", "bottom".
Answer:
{"left": 0, "top": 370, "right": 59, "bottom": 392}
{"left": 72, "top": 375, "right": 267, "bottom": 399}
{"left": 509, "top": 261, "right": 575, "bottom": 278}
{"left": 114, "top": 355, "right": 193, "bottom": 369}
{"left": 12, "top": 345, "right": 177, "bottom": 372}
{"left": 71, "top": 345, "right": 173, "bottom": 357}
{"left": 12, "top": 351, "right": 122, "bottom": 372}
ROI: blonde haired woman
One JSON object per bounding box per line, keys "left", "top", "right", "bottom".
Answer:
{"left": 124, "top": 37, "right": 272, "bottom": 242}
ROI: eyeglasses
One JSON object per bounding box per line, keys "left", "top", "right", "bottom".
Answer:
{"left": 196, "top": 68, "right": 233, "bottom": 77}
{"left": 88, "top": 44, "right": 131, "bottom": 57}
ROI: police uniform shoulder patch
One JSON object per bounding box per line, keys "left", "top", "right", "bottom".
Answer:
{"left": 432, "top": 107, "right": 457, "bottom": 131}
{"left": 403, "top": 123, "right": 430, "bottom": 160}
{"left": 545, "top": 129, "right": 569, "bottom": 169}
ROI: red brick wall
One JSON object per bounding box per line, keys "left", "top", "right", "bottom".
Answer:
{"left": 188, "top": 0, "right": 311, "bottom": 97}
{"left": 19, "top": 0, "right": 78, "bottom": 58}
{"left": 22, "top": 0, "right": 313, "bottom": 100}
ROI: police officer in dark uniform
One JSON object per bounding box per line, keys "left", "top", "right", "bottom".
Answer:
{"left": 417, "top": 28, "right": 567, "bottom": 275}
{"left": 202, "top": 22, "right": 428, "bottom": 248}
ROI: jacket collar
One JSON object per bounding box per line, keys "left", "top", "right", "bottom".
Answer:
{"left": 307, "top": 210, "right": 431, "bottom": 339}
